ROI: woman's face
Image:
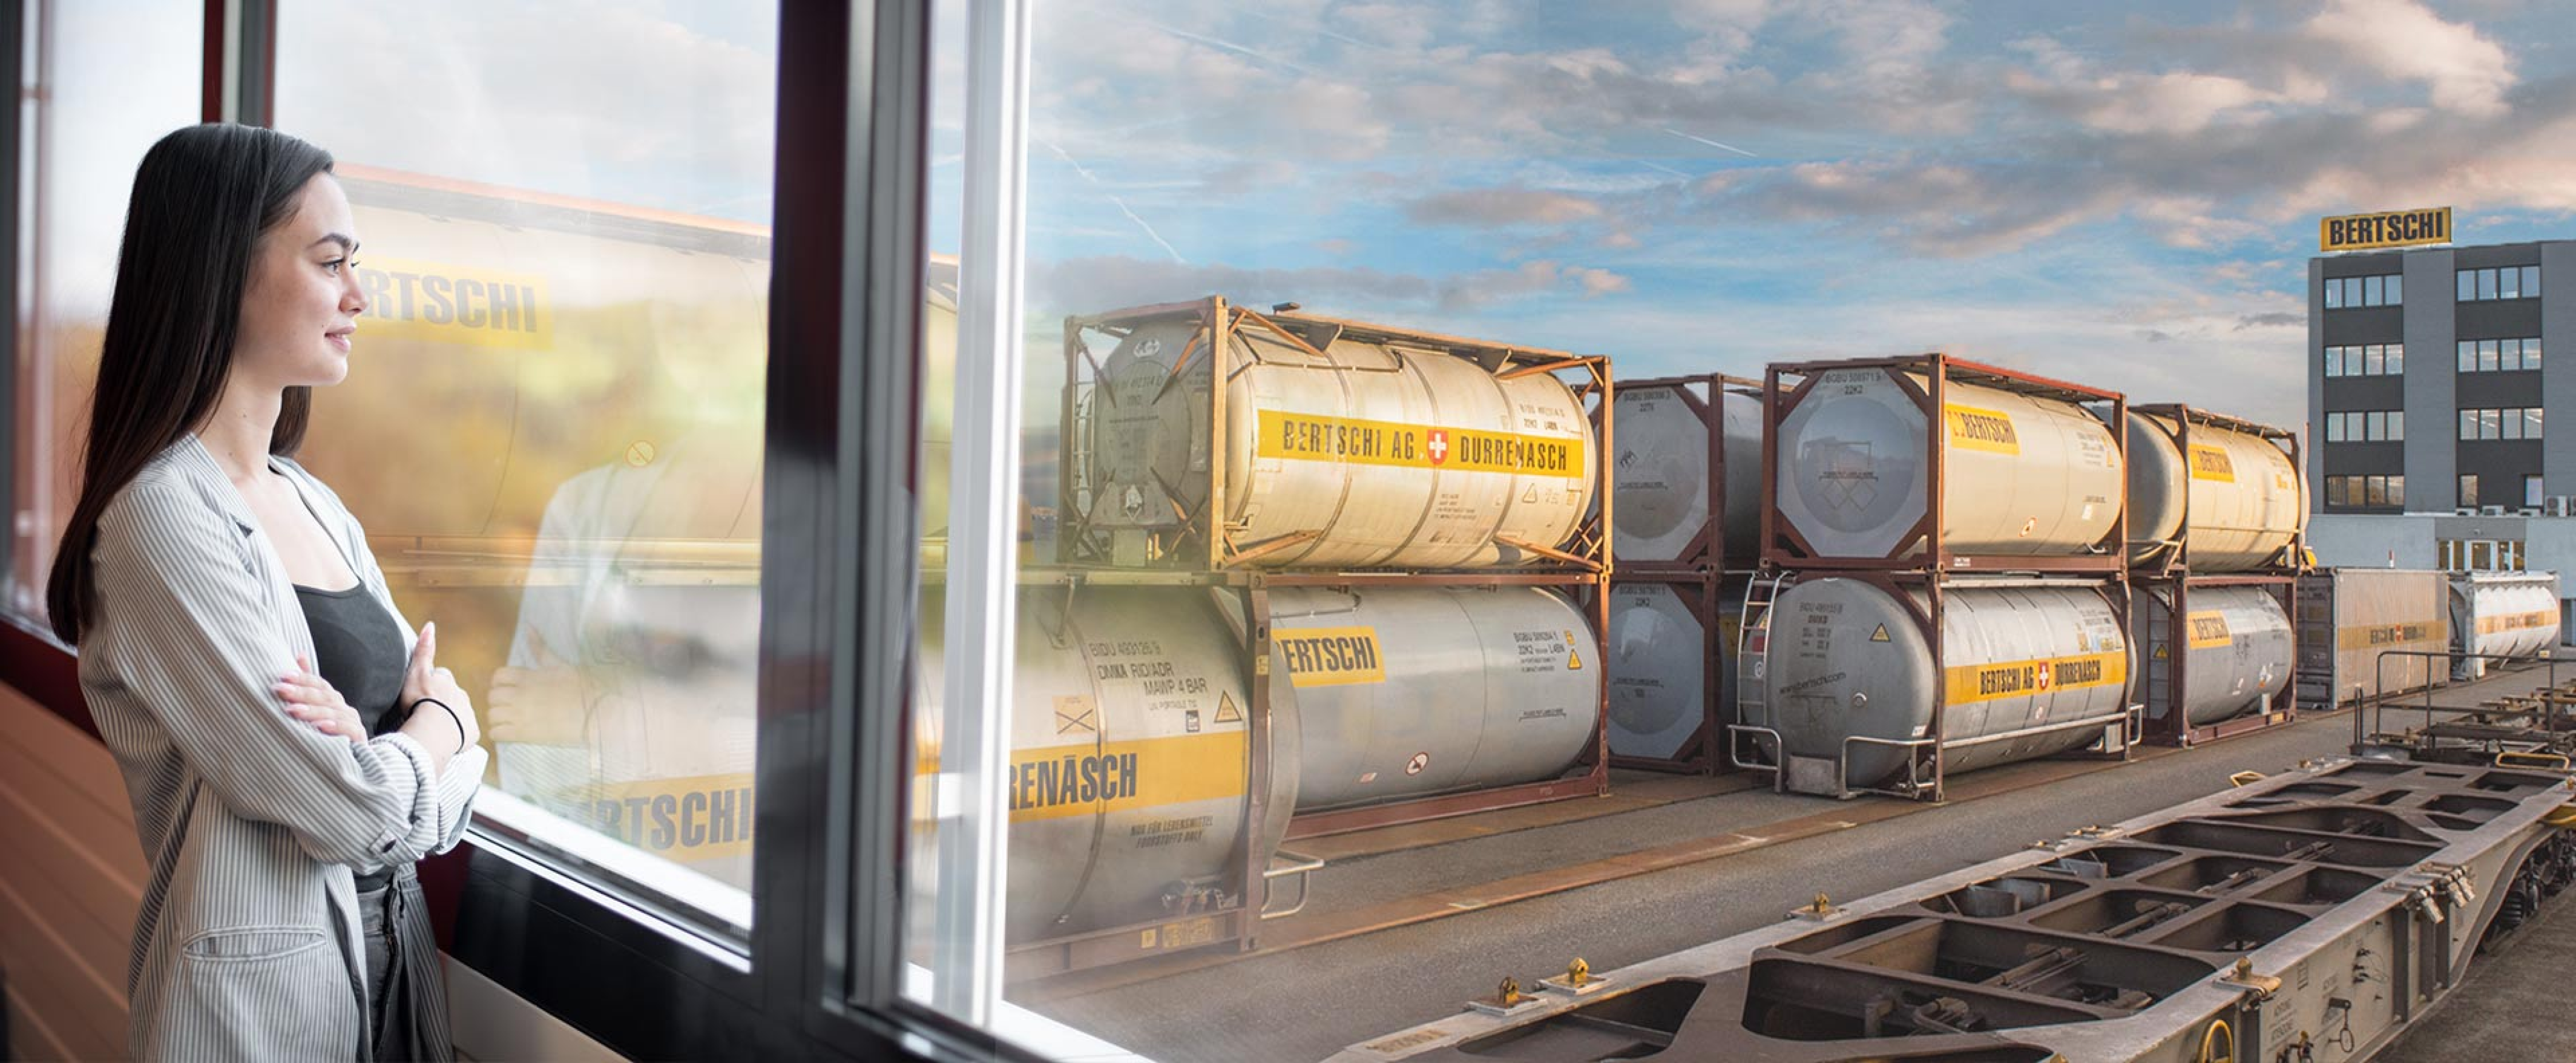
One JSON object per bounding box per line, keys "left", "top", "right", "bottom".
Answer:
{"left": 235, "top": 173, "right": 365, "bottom": 390}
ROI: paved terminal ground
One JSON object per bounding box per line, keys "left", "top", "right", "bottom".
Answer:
{"left": 1024, "top": 664, "right": 2576, "bottom": 1063}
{"left": 2380, "top": 876, "right": 2576, "bottom": 1061}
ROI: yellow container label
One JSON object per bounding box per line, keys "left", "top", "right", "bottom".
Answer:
{"left": 2478, "top": 611, "right": 2558, "bottom": 635}
{"left": 2186, "top": 610, "right": 2233, "bottom": 649}
{"left": 1255, "top": 410, "right": 1584, "bottom": 477}
{"left": 353, "top": 256, "right": 552, "bottom": 349}
{"left": 1278, "top": 626, "right": 1389, "bottom": 687}
{"left": 544, "top": 772, "right": 756, "bottom": 861}
{"left": 1008, "top": 732, "right": 1247, "bottom": 823}
{"left": 2188, "top": 445, "right": 2236, "bottom": 482}
{"left": 2333, "top": 620, "right": 2448, "bottom": 651}
{"left": 1944, "top": 651, "right": 2127, "bottom": 706}
{"left": 1943, "top": 403, "right": 2020, "bottom": 455}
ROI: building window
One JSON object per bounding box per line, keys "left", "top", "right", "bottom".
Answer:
{"left": 2458, "top": 265, "right": 2542, "bottom": 302}
{"left": 2328, "top": 273, "right": 2403, "bottom": 309}
{"left": 2528, "top": 475, "right": 2546, "bottom": 508}
{"left": 2331, "top": 473, "right": 2403, "bottom": 509}
{"left": 2458, "top": 337, "right": 2542, "bottom": 372}
{"left": 2327, "top": 344, "right": 2404, "bottom": 377}
{"left": 2326, "top": 408, "right": 2403, "bottom": 442}
{"left": 2461, "top": 474, "right": 2481, "bottom": 507}
{"left": 2459, "top": 408, "right": 2545, "bottom": 441}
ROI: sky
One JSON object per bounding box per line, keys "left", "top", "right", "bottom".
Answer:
{"left": 924, "top": 0, "right": 2576, "bottom": 431}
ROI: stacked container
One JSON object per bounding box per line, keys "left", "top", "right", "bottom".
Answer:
{"left": 1601, "top": 373, "right": 1764, "bottom": 773}
{"left": 2122, "top": 405, "right": 2309, "bottom": 745}
{"left": 1736, "top": 353, "right": 2138, "bottom": 801}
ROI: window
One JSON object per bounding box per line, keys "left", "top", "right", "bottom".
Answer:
{"left": 2473, "top": 541, "right": 2494, "bottom": 569}
{"left": 2326, "top": 274, "right": 2400, "bottom": 308}
{"left": 2482, "top": 339, "right": 2502, "bottom": 372}
{"left": 270, "top": 0, "right": 786, "bottom": 935}
{"left": 2327, "top": 414, "right": 2345, "bottom": 442}
{"left": 2460, "top": 265, "right": 2541, "bottom": 302}
{"left": 2366, "top": 476, "right": 2388, "bottom": 506}
{"left": 2388, "top": 274, "right": 2403, "bottom": 304}
{"left": 2462, "top": 475, "right": 2481, "bottom": 507}
{"left": 2483, "top": 409, "right": 2503, "bottom": 439}
{"left": 2529, "top": 475, "right": 2546, "bottom": 509}
{"left": 2458, "top": 336, "right": 2541, "bottom": 373}
{"left": 2389, "top": 475, "right": 2405, "bottom": 507}
{"left": 9, "top": 2, "right": 204, "bottom": 616}
{"left": 2390, "top": 411, "right": 2405, "bottom": 440}
{"left": 2530, "top": 408, "right": 2547, "bottom": 439}
{"left": 2366, "top": 411, "right": 2387, "bottom": 441}
{"left": 2328, "top": 278, "right": 2344, "bottom": 308}
{"left": 2364, "top": 275, "right": 2384, "bottom": 306}
{"left": 2327, "top": 344, "right": 2403, "bottom": 377}
{"left": 2457, "top": 408, "right": 2545, "bottom": 442}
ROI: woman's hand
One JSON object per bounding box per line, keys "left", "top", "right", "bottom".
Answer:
{"left": 399, "top": 622, "right": 483, "bottom": 753}
{"left": 276, "top": 656, "right": 366, "bottom": 742}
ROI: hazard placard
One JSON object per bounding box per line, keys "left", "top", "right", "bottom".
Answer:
{"left": 1869, "top": 624, "right": 1891, "bottom": 643}
{"left": 1214, "top": 693, "right": 1244, "bottom": 723}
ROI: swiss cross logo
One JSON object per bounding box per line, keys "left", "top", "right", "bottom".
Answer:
{"left": 1427, "top": 430, "right": 1450, "bottom": 466}
{"left": 2035, "top": 661, "right": 2053, "bottom": 691}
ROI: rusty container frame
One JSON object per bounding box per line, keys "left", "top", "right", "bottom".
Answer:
{"left": 1057, "top": 297, "right": 1614, "bottom": 573}
{"left": 1608, "top": 371, "right": 1765, "bottom": 574}
{"left": 1757, "top": 352, "right": 2129, "bottom": 576}
{"left": 1592, "top": 568, "right": 1756, "bottom": 775}
{"left": 1738, "top": 570, "right": 2139, "bottom": 803}
{"left": 2126, "top": 402, "right": 2309, "bottom": 579}
{"left": 2131, "top": 573, "right": 2302, "bottom": 747}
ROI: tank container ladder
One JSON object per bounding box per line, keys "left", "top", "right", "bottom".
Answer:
{"left": 1728, "top": 570, "right": 1790, "bottom": 773}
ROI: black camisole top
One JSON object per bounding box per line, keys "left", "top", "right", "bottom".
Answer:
{"left": 294, "top": 582, "right": 410, "bottom": 891}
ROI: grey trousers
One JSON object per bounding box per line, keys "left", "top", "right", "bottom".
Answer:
{"left": 356, "top": 883, "right": 399, "bottom": 1060}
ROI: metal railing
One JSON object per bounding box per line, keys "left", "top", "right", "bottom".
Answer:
{"left": 2355, "top": 649, "right": 2570, "bottom": 760}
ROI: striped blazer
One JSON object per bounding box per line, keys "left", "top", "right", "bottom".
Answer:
{"left": 77, "top": 435, "right": 484, "bottom": 1062}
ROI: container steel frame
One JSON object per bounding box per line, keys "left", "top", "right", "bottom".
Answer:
{"left": 1001, "top": 563, "right": 1613, "bottom": 980}
{"left": 2128, "top": 403, "right": 2309, "bottom": 746}
{"left": 1602, "top": 370, "right": 1762, "bottom": 774}
{"left": 1057, "top": 296, "right": 1615, "bottom": 575}
{"left": 1737, "top": 354, "right": 2138, "bottom": 802}
{"left": 1757, "top": 353, "right": 2129, "bottom": 576}
{"left": 1729, "top": 570, "right": 2140, "bottom": 803}
{"left": 1596, "top": 570, "right": 1750, "bottom": 775}
{"left": 1610, "top": 371, "right": 1763, "bottom": 572}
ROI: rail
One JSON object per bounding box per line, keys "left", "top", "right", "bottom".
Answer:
{"left": 1726, "top": 705, "right": 2140, "bottom": 799}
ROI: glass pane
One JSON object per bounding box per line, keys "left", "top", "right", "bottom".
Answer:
{"left": 2482, "top": 268, "right": 2500, "bottom": 300}
{"left": 2325, "top": 348, "right": 2341, "bottom": 377}
{"left": 2464, "top": 411, "right": 2479, "bottom": 439}
{"left": 2327, "top": 414, "right": 2344, "bottom": 442}
{"left": 2367, "top": 411, "right": 2386, "bottom": 441}
{"left": 2365, "top": 346, "right": 2385, "bottom": 375}
{"left": 2390, "top": 411, "right": 2404, "bottom": 441}
{"left": 2530, "top": 408, "right": 2546, "bottom": 439}
{"left": 2348, "top": 277, "right": 2366, "bottom": 307}
{"left": 2499, "top": 267, "right": 2520, "bottom": 300}
{"left": 272, "top": 2, "right": 782, "bottom": 922}
{"left": 2326, "top": 277, "right": 2342, "bottom": 308}
{"left": 2524, "top": 265, "right": 2541, "bottom": 298}
{"left": 2529, "top": 476, "right": 2546, "bottom": 508}
{"left": 2365, "top": 275, "right": 2385, "bottom": 306}
{"left": 2524, "top": 337, "right": 2542, "bottom": 370}
{"left": 2482, "top": 340, "right": 2501, "bottom": 372}
{"left": 2461, "top": 477, "right": 2480, "bottom": 508}
{"left": 2503, "top": 410, "right": 2521, "bottom": 439}
{"left": 9, "top": 2, "right": 205, "bottom": 620}
{"left": 2485, "top": 409, "right": 2503, "bottom": 439}
{"left": 2461, "top": 270, "right": 2478, "bottom": 301}
{"left": 2473, "top": 542, "right": 2493, "bottom": 569}
{"left": 2387, "top": 344, "right": 2403, "bottom": 374}
{"left": 2460, "top": 341, "right": 2476, "bottom": 372}
{"left": 2390, "top": 475, "right": 2404, "bottom": 507}
{"left": 2386, "top": 274, "right": 2401, "bottom": 305}
{"left": 2367, "top": 477, "right": 2388, "bottom": 506}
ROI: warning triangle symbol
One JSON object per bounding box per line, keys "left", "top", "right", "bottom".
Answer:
{"left": 1214, "top": 693, "right": 1244, "bottom": 724}
{"left": 2153, "top": 645, "right": 2169, "bottom": 660}
{"left": 1567, "top": 648, "right": 1585, "bottom": 670}
{"left": 1869, "top": 624, "right": 1891, "bottom": 643}
{"left": 1523, "top": 484, "right": 1540, "bottom": 503}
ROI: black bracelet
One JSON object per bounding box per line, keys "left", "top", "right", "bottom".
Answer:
{"left": 409, "top": 697, "right": 468, "bottom": 756}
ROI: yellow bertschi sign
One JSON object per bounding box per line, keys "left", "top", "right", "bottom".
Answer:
{"left": 2320, "top": 208, "right": 2452, "bottom": 253}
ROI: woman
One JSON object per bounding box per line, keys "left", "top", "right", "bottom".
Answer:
{"left": 49, "top": 123, "right": 486, "bottom": 1062}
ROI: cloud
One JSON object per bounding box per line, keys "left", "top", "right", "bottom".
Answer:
{"left": 1026, "top": 255, "right": 1632, "bottom": 319}
{"left": 1408, "top": 188, "right": 1607, "bottom": 226}
{"left": 2300, "top": 0, "right": 2514, "bottom": 116}
{"left": 2236, "top": 311, "right": 2302, "bottom": 331}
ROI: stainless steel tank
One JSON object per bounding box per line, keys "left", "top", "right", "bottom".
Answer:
{"left": 2449, "top": 572, "right": 2561, "bottom": 679}
{"left": 1612, "top": 385, "right": 1762, "bottom": 564}
{"left": 1762, "top": 578, "right": 2131, "bottom": 794}
{"left": 1773, "top": 369, "right": 2122, "bottom": 560}
{"left": 914, "top": 585, "right": 1300, "bottom": 941}
{"left": 1605, "top": 578, "right": 1745, "bottom": 762}
{"left": 2131, "top": 585, "right": 2293, "bottom": 726}
{"left": 1086, "top": 314, "right": 1598, "bottom": 567}
{"left": 2123, "top": 413, "right": 2303, "bottom": 570}
{"left": 1272, "top": 585, "right": 1601, "bottom": 808}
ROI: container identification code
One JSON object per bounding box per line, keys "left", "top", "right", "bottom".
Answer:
{"left": 1258, "top": 410, "right": 1584, "bottom": 477}
{"left": 1943, "top": 403, "right": 2020, "bottom": 455}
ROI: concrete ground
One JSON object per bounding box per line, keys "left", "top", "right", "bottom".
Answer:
{"left": 1024, "top": 667, "right": 2572, "bottom": 1063}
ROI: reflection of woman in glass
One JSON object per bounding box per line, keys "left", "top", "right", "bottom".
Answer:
{"left": 48, "top": 124, "right": 484, "bottom": 1061}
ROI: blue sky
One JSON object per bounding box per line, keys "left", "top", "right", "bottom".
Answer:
{"left": 926, "top": 0, "right": 2576, "bottom": 430}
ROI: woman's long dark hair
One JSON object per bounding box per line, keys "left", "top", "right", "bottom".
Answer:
{"left": 47, "top": 124, "right": 335, "bottom": 644}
